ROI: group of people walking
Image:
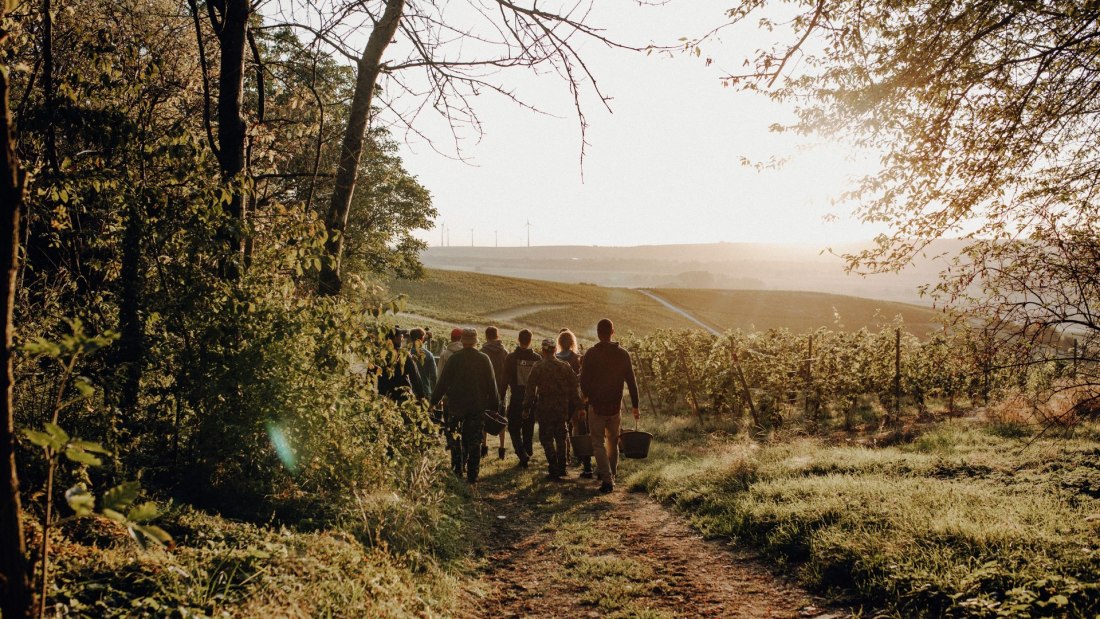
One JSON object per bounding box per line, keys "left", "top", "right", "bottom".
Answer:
{"left": 380, "top": 319, "right": 639, "bottom": 493}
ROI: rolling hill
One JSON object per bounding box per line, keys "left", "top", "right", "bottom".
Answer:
{"left": 418, "top": 241, "right": 966, "bottom": 304}
{"left": 388, "top": 269, "right": 947, "bottom": 340}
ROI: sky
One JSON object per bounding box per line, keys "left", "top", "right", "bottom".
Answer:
{"left": 376, "top": 1, "right": 888, "bottom": 249}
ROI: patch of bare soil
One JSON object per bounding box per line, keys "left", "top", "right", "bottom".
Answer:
{"left": 484, "top": 304, "right": 571, "bottom": 323}
{"left": 468, "top": 462, "right": 838, "bottom": 618}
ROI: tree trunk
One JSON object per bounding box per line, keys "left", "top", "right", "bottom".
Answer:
{"left": 0, "top": 41, "right": 34, "bottom": 619}
{"left": 318, "top": 0, "right": 405, "bottom": 296}
{"left": 113, "top": 198, "right": 144, "bottom": 422}
{"left": 214, "top": 0, "right": 250, "bottom": 278}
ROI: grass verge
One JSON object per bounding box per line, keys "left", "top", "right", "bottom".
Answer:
{"left": 625, "top": 417, "right": 1100, "bottom": 617}
{"left": 50, "top": 465, "right": 482, "bottom": 618}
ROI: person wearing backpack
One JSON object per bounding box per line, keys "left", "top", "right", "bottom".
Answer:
{"left": 503, "top": 329, "right": 541, "bottom": 467}
{"left": 579, "top": 319, "right": 640, "bottom": 493}
{"left": 429, "top": 328, "right": 500, "bottom": 484}
{"left": 480, "top": 326, "right": 509, "bottom": 460}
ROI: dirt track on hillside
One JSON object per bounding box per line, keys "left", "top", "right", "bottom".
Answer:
{"left": 467, "top": 459, "right": 840, "bottom": 619}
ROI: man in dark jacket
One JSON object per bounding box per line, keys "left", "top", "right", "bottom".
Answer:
{"left": 579, "top": 318, "right": 640, "bottom": 493}
{"left": 502, "top": 329, "right": 541, "bottom": 467}
{"left": 480, "top": 326, "right": 509, "bottom": 460}
{"left": 525, "top": 339, "right": 584, "bottom": 480}
{"left": 429, "top": 328, "right": 500, "bottom": 484}
{"left": 378, "top": 326, "right": 427, "bottom": 403}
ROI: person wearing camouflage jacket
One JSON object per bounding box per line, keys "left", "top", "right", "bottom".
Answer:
{"left": 523, "top": 339, "right": 584, "bottom": 479}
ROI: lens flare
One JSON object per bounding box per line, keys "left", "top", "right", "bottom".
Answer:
{"left": 265, "top": 421, "right": 299, "bottom": 475}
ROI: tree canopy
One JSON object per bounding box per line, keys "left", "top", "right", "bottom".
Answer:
{"left": 720, "top": 0, "right": 1100, "bottom": 350}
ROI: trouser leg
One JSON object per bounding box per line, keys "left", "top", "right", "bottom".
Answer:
{"left": 507, "top": 401, "right": 529, "bottom": 463}
{"left": 463, "top": 419, "right": 485, "bottom": 482}
{"left": 539, "top": 418, "right": 567, "bottom": 477}
{"left": 574, "top": 411, "right": 592, "bottom": 473}
{"left": 538, "top": 422, "right": 555, "bottom": 476}
{"left": 446, "top": 414, "right": 463, "bottom": 477}
{"left": 588, "top": 411, "right": 622, "bottom": 484}
{"left": 551, "top": 423, "right": 567, "bottom": 476}
{"left": 606, "top": 413, "right": 621, "bottom": 480}
{"left": 522, "top": 416, "right": 536, "bottom": 458}
{"left": 589, "top": 410, "right": 611, "bottom": 483}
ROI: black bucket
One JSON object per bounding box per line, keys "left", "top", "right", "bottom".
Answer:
{"left": 619, "top": 429, "right": 653, "bottom": 459}
{"left": 482, "top": 410, "right": 507, "bottom": 435}
{"left": 570, "top": 434, "right": 593, "bottom": 458}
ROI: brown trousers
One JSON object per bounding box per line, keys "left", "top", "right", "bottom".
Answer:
{"left": 587, "top": 405, "right": 621, "bottom": 483}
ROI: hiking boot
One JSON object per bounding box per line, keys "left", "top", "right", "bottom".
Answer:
{"left": 518, "top": 459, "right": 529, "bottom": 468}
{"left": 580, "top": 471, "right": 593, "bottom": 479}
{"left": 598, "top": 481, "right": 614, "bottom": 494}
{"left": 545, "top": 473, "right": 562, "bottom": 481}
{"left": 498, "top": 447, "right": 506, "bottom": 460}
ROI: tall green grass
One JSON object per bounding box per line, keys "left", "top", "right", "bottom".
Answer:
{"left": 628, "top": 419, "right": 1100, "bottom": 617}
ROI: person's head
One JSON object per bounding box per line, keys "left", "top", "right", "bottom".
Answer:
{"left": 596, "top": 318, "right": 614, "bottom": 342}
{"left": 539, "top": 338, "right": 556, "bottom": 359}
{"left": 557, "top": 329, "right": 577, "bottom": 354}
{"left": 485, "top": 326, "right": 499, "bottom": 341}
{"left": 460, "top": 328, "right": 478, "bottom": 348}
{"left": 449, "top": 327, "right": 463, "bottom": 342}
{"left": 408, "top": 328, "right": 425, "bottom": 349}
{"left": 388, "top": 326, "right": 409, "bottom": 349}
{"left": 424, "top": 327, "right": 432, "bottom": 343}
{"left": 517, "top": 329, "right": 532, "bottom": 349}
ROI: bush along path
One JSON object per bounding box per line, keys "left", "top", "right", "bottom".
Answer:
{"left": 466, "top": 453, "right": 839, "bottom": 618}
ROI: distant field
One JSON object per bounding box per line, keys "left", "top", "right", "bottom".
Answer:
{"left": 387, "top": 269, "right": 698, "bottom": 340}
{"left": 650, "top": 287, "right": 945, "bottom": 337}
{"left": 387, "top": 269, "right": 945, "bottom": 340}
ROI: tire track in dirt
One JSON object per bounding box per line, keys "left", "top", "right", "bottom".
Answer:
{"left": 637, "top": 290, "right": 722, "bottom": 336}
{"left": 468, "top": 458, "right": 839, "bottom": 618}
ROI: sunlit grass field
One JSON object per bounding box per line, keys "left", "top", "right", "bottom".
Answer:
{"left": 626, "top": 418, "right": 1100, "bottom": 617}
{"left": 388, "top": 269, "right": 698, "bottom": 339}
{"left": 388, "top": 269, "right": 945, "bottom": 340}
{"left": 650, "top": 288, "right": 945, "bottom": 338}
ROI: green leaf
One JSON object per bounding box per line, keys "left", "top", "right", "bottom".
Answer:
{"left": 101, "top": 508, "right": 126, "bottom": 523}
{"left": 23, "top": 429, "right": 54, "bottom": 449}
{"left": 64, "top": 447, "right": 102, "bottom": 467}
{"left": 70, "top": 440, "right": 111, "bottom": 455}
{"left": 126, "top": 502, "right": 159, "bottom": 523}
{"left": 129, "top": 524, "right": 172, "bottom": 549}
{"left": 43, "top": 422, "right": 69, "bottom": 445}
{"left": 73, "top": 377, "right": 95, "bottom": 398}
{"left": 102, "top": 481, "right": 140, "bottom": 512}
{"left": 21, "top": 338, "right": 60, "bottom": 358}
{"left": 64, "top": 484, "right": 95, "bottom": 517}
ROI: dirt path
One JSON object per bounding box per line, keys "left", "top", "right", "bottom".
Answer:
{"left": 484, "top": 303, "right": 571, "bottom": 323}
{"left": 637, "top": 290, "right": 721, "bottom": 336}
{"left": 468, "top": 457, "right": 837, "bottom": 618}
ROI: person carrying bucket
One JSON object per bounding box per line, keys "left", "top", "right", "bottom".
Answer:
{"left": 523, "top": 338, "right": 584, "bottom": 480}
{"left": 579, "top": 318, "right": 640, "bottom": 494}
